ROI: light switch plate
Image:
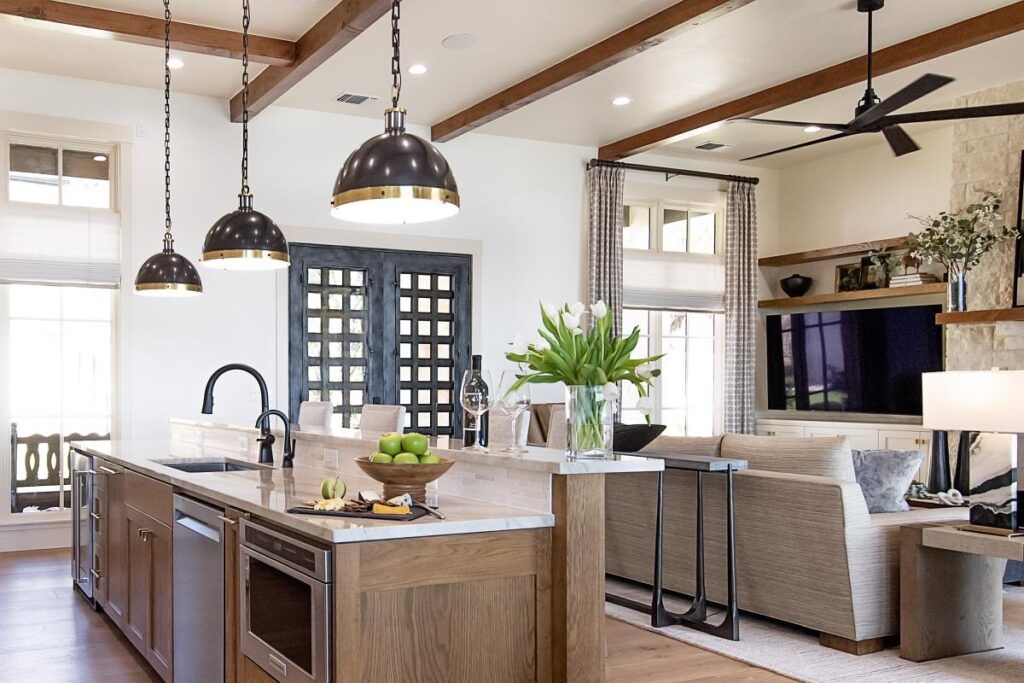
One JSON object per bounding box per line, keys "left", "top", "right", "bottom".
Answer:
{"left": 324, "top": 448, "right": 339, "bottom": 468}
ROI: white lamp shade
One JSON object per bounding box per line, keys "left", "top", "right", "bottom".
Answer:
{"left": 922, "top": 370, "right": 1024, "bottom": 433}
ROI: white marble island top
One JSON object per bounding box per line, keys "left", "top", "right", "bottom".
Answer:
{"left": 72, "top": 439, "right": 556, "bottom": 545}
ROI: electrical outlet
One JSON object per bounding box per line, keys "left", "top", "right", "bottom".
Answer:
{"left": 324, "top": 448, "right": 339, "bottom": 468}
{"left": 135, "top": 122, "right": 146, "bottom": 137}
{"left": 240, "top": 437, "right": 248, "bottom": 452}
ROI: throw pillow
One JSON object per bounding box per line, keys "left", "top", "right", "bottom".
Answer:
{"left": 851, "top": 449, "right": 924, "bottom": 513}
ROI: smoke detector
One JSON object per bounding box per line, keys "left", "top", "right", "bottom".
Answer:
{"left": 694, "top": 141, "right": 732, "bottom": 151}
{"left": 336, "top": 92, "right": 379, "bottom": 106}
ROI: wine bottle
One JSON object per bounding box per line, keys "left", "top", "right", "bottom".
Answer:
{"left": 462, "top": 355, "right": 489, "bottom": 447}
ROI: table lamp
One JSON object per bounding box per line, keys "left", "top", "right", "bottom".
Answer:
{"left": 922, "top": 370, "right": 1024, "bottom": 536}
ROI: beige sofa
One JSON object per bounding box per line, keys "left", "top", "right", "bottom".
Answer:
{"left": 605, "top": 433, "right": 969, "bottom": 653}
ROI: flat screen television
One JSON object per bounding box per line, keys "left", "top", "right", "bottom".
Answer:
{"left": 765, "top": 304, "right": 943, "bottom": 416}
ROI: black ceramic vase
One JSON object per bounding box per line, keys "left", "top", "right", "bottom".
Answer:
{"left": 780, "top": 274, "right": 813, "bottom": 297}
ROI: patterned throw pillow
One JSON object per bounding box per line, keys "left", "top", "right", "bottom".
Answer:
{"left": 851, "top": 449, "right": 924, "bottom": 513}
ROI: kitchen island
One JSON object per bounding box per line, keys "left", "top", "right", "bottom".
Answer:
{"left": 74, "top": 420, "right": 662, "bottom": 683}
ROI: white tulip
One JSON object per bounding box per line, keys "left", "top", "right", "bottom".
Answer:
{"left": 591, "top": 300, "right": 608, "bottom": 319}
{"left": 509, "top": 334, "right": 529, "bottom": 355}
{"left": 602, "top": 382, "right": 620, "bottom": 400}
{"left": 636, "top": 363, "right": 653, "bottom": 379}
{"left": 569, "top": 301, "right": 586, "bottom": 317}
{"left": 562, "top": 311, "right": 581, "bottom": 329}
{"left": 636, "top": 396, "right": 654, "bottom": 415}
{"left": 542, "top": 301, "right": 558, "bottom": 318}
{"left": 571, "top": 327, "right": 583, "bottom": 335}
{"left": 533, "top": 337, "right": 550, "bottom": 352}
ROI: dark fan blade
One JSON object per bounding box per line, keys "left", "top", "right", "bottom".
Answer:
{"left": 881, "top": 125, "right": 920, "bottom": 157}
{"left": 731, "top": 117, "right": 848, "bottom": 132}
{"left": 878, "top": 102, "right": 1024, "bottom": 126}
{"left": 847, "top": 73, "right": 955, "bottom": 130}
{"left": 740, "top": 132, "right": 852, "bottom": 162}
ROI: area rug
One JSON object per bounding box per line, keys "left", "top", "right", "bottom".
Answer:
{"left": 605, "top": 578, "right": 1024, "bottom": 682}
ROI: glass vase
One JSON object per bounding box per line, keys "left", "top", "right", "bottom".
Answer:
{"left": 565, "top": 385, "right": 614, "bottom": 460}
{"left": 947, "top": 263, "right": 968, "bottom": 312}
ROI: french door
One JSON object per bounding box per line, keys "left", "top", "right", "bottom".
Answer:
{"left": 288, "top": 244, "right": 471, "bottom": 436}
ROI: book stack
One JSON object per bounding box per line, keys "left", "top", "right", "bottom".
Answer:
{"left": 889, "top": 273, "right": 939, "bottom": 288}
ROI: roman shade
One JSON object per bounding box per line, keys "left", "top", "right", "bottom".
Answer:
{"left": 623, "top": 249, "right": 725, "bottom": 311}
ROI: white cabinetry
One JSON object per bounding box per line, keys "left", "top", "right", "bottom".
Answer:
{"left": 757, "top": 418, "right": 934, "bottom": 484}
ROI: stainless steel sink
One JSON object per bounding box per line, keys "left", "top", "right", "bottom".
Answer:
{"left": 154, "top": 458, "right": 268, "bottom": 473}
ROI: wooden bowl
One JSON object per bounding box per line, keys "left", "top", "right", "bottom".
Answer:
{"left": 354, "top": 456, "right": 454, "bottom": 503}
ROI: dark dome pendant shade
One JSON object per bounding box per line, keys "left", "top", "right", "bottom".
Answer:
{"left": 134, "top": 0, "right": 203, "bottom": 298}
{"left": 331, "top": 108, "right": 459, "bottom": 224}
{"left": 331, "top": 0, "right": 459, "bottom": 225}
{"left": 201, "top": 0, "right": 290, "bottom": 271}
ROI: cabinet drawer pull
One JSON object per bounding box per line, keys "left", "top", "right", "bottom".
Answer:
{"left": 90, "top": 512, "right": 102, "bottom": 521}
{"left": 98, "top": 466, "right": 119, "bottom": 475}
{"left": 90, "top": 568, "right": 103, "bottom": 579}
{"left": 217, "top": 515, "right": 238, "bottom": 526}
{"left": 138, "top": 528, "right": 152, "bottom": 542}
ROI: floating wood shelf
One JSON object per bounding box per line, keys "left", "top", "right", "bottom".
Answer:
{"left": 758, "top": 236, "right": 909, "bottom": 268}
{"left": 758, "top": 283, "right": 945, "bottom": 309}
{"left": 935, "top": 308, "right": 1024, "bottom": 325}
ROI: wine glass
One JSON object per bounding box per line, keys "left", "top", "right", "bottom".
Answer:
{"left": 459, "top": 369, "right": 493, "bottom": 452}
{"left": 495, "top": 371, "right": 532, "bottom": 454}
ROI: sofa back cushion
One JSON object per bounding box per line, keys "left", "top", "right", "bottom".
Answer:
{"left": 642, "top": 435, "right": 723, "bottom": 459}
{"left": 721, "top": 433, "right": 856, "bottom": 481}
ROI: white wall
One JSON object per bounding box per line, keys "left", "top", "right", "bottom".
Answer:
{"left": 0, "top": 67, "right": 593, "bottom": 440}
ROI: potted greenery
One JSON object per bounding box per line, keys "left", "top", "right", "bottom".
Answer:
{"left": 505, "top": 301, "right": 662, "bottom": 460}
{"left": 909, "top": 193, "right": 1019, "bottom": 311}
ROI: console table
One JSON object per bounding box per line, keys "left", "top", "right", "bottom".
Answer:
{"left": 605, "top": 453, "right": 748, "bottom": 640}
{"left": 900, "top": 522, "right": 1023, "bottom": 661}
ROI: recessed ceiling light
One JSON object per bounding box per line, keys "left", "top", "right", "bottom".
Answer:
{"left": 408, "top": 63, "right": 428, "bottom": 75}
{"left": 167, "top": 56, "right": 185, "bottom": 70}
{"left": 441, "top": 33, "right": 476, "bottom": 50}
{"left": 804, "top": 125, "right": 822, "bottom": 133}
{"left": 93, "top": 154, "right": 108, "bottom": 162}
{"left": 612, "top": 96, "right": 632, "bottom": 107}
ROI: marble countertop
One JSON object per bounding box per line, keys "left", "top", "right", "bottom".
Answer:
{"left": 72, "top": 439, "right": 555, "bottom": 545}
{"left": 173, "top": 418, "right": 665, "bottom": 476}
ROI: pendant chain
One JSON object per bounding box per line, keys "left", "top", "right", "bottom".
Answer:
{"left": 163, "top": 0, "right": 173, "bottom": 249}
{"left": 241, "top": 0, "right": 250, "bottom": 196}
{"left": 390, "top": 0, "right": 401, "bottom": 109}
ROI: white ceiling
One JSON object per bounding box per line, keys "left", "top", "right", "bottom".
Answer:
{"left": 0, "top": 0, "right": 1022, "bottom": 167}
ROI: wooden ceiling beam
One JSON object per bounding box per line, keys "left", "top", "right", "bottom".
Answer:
{"left": 229, "top": 0, "right": 391, "bottom": 123}
{"left": 0, "top": 0, "right": 296, "bottom": 66}
{"left": 598, "top": 0, "right": 1024, "bottom": 160}
{"left": 430, "top": 0, "right": 754, "bottom": 143}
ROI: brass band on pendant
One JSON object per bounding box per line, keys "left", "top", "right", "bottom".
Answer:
{"left": 330, "top": 185, "right": 461, "bottom": 209}
{"left": 134, "top": 282, "right": 203, "bottom": 293}
{"left": 200, "top": 249, "right": 291, "bottom": 264}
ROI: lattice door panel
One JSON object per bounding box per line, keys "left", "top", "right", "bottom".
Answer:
{"left": 396, "top": 271, "right": 458, "bottom": 435}
{"left": 304, "top": 266, "right": 369, "bottom": 429}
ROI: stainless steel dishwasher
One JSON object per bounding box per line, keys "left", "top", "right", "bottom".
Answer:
{"left": 172, "top": 494, "right": 225, "bottom": 682}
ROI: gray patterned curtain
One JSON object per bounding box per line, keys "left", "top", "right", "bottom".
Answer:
{"left": 724, "top": 181, "right": 758, "bottom": 434}
{"left": 587, "top": 164, "right": 626, "bottom": 336}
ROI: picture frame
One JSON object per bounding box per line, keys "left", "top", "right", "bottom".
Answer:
{"left": 835, "top": 262, "right": 862, "bottom": 292}
{"left": 859, "top": 255, "right": 889, "bottom": 289}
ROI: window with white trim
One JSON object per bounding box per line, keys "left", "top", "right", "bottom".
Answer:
{"left": 7, "top": 136, "right": 115, "bottom": 209}
{"left": 621, "top": 197, "right": 725, "bottom": 436}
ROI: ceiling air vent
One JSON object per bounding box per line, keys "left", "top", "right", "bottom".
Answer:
{"left": 336, "top": 92, "right": 379, "bottom": 106}
{"left": 694, "top": 141, "right": 732, "bottom": 151}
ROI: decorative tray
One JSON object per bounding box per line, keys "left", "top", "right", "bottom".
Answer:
{"left": 286, "top": 505, "right": 430, "bottom": 521}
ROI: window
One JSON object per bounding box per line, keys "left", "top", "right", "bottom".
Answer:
{"left": 624, "top": 200, "right": 721, "bottom": 255}
{"left": 3, "top": 284, "right": 115, "bottom": 516}
{"left": 6, "top": 137, "right": 114, "bottom": 209}
{"left": 621, "top": 308, "right": 722, "bottom": 436}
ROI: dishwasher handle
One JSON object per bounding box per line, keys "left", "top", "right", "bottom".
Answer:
{"left": 175, "top": 513, "right": 222, "bottom": 543}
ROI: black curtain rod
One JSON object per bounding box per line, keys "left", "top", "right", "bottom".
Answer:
{"left": 587, "top": 158, "right": 759, "bottom": 186}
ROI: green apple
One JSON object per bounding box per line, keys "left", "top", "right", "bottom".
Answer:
{"left": 378, "top": 432, "right": 403, "bottom": 456}
{"left": 369, "top": 452, "right": 394, "bottom": 464}
{"left": 393, "top": 452, "right": 420, "bottom": 465}
{"left": 320, "top": 476, "right": 346, "bottom": 499}
{"left": 401, "top": 432, "right": 429, "bottom": 456}
{"left": 419, "top": 454, "right": 442, "bottom": 464}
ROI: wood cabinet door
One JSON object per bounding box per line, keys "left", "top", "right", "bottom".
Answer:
{"left": 124, "top": 505, "right": 151, "bottom": 654}
{"left": 224, "top": 507, "right": 245, "bottom": 683}
{"left": 147, "top": 519, "right": 174, "bottom": 682}
{"left": 101, "top": 462, "right": 128, "bottom": 629}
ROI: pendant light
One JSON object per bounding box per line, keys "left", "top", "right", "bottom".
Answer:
{"left": 200, "top": 0, "right": 290, "bottom": 270}
{"left": 330, "top": 0, "right": 459, "bottom": 224}
{"left": 135, "top": 0, "right": 203, "bottom": 297}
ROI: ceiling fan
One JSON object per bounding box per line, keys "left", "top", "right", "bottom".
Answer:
{"left": 733, "top": 0, "right": 1024, "bottom": 162}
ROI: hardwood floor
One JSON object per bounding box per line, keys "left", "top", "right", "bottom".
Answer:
{"left": 0, "top": 549, "right": 788, "bottom": 682}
